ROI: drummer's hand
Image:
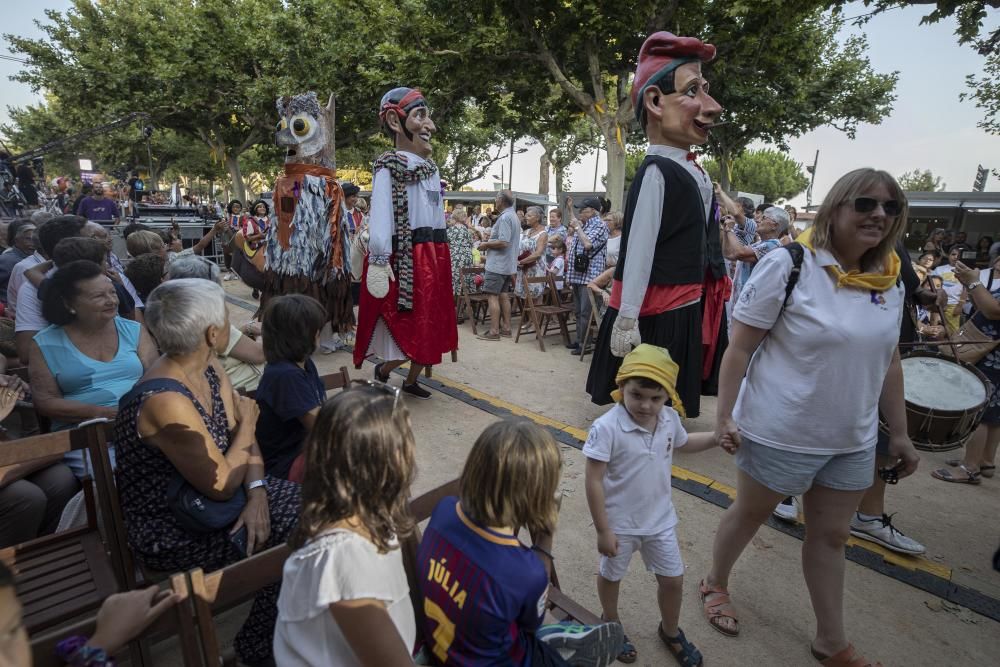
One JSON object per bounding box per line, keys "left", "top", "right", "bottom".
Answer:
{"left": 888, "top": 434, "right": 919, "bottom": 479}
{"left": 954, "top": 261, "right": 979, "bottom": 286}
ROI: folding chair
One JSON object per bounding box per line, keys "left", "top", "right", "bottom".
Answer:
{"left": 0, "top": 423, "right": 127, "bottom": 635}
{"left": 30, "top": 573, "right": 202, "bottom": 667}
{"left": 188, "top": 544, "right": 292, "bottom": 667}
{"left": 514, "top": 275, "right": 573, "bottom": 351}
{"left": 458, "top": 266, "right": 489, "bottom": 334}
{"left": 579, "top": 288, "right": 603, "bottom": 362}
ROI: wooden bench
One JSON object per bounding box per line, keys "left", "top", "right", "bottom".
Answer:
{"left": 30, "top": 573, "right": 202, "bottom": 667}
{"left": 458, "top": 266, "right": 489, "bottom": 334}
{"left": 0, "top": 423, "right": 128, "bottom": 634}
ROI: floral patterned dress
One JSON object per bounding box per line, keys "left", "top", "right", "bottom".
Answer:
{"left": 114, "top": 366, "right": 301, "bottom": 663}
{"left": 515, "top": 227, "right": 548, "bottom": 299}
{"left": 447, "top": 222, "right": 474, "bottom": 295}
{"left": 971, "top": 282, "right": 1000, "bottom": 423}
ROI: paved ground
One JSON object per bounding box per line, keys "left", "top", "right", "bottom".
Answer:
{"left": 195, "top": 285, "right": 1000, "bottom": 666}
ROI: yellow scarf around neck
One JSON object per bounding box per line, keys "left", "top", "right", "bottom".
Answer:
{"left": 796, "top": 227, "right": 900, "bottom": 292}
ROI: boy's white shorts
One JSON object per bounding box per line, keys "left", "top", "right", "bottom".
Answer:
{"left": 598, "top": 526, "right": 684, "bottom": 580}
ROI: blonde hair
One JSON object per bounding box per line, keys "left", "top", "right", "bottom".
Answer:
{"left": 126, "top": 230, "right": 165, "bottom": 257}
{"left": 460, "top": 420, "right": 561, "bottom": 536}
{"left": 603, "top": 211, "right": 624, "bottom": 232}
{"left": 809, "top": 168, "right": 907, "bottom": 272}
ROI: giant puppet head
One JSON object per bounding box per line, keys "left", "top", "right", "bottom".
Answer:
{"left": 379, "top": 87, "right": 435, "bottom": 159}
{"left": 275, "top": 91, "right": 336, "bottom": 168}
{"left": 632, "top": 32, "right": 722, "bottom": 150}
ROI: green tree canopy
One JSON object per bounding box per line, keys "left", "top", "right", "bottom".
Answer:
{"left": 703, "top": 149, "right": 810, "bottom": 203}
{"left": 897, "top": 169, "right": 946, "bottom": 191}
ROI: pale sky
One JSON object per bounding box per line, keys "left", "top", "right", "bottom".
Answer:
{"left": 3, "top": 2, "right": 998, "bottom": 204}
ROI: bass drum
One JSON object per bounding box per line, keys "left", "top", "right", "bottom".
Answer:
{"left": 880, "top": 351, "right": 992, "bottom": 452}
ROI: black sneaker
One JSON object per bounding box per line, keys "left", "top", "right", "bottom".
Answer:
{"left": 373, "top": 363, "right": 390, "bottom": 383}
{"left": 402, "top": 382, "right": 432, "bottom": 400}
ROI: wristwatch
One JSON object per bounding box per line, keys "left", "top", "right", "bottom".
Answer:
{"left": 247, "top": 479, "right": 266, "bottom": 491}
{"left": 967, "top": 281, "right": 982, "bottom": 291}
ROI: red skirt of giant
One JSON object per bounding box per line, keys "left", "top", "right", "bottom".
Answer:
{"left": 354, "top": 241, "right": 458, "bottom": 368}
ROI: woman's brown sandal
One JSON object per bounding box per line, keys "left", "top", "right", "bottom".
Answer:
{"left": 699, "top": 579, "right": 739, "bottom": 637}
{"left": 945, "top": 458, "right": 995, "bottom": 478}
{"left": 811, "top": 643, "right": 882, "bottom": 666}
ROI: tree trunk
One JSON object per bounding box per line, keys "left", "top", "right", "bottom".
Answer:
{"left": 717, "top": 146, "right": 733, "bottom": 192}
{"left": 604, "top": 133, "right": 626, "bottom": 211}
{"left": 224, "top": 153, "right": 247, "bottom": 202}
{"left": 538, "top": 151, "right": 550, "bottom": 195}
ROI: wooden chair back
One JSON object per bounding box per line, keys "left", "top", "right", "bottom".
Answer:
{"left": 244, "top": 367, "right": 351, "bottom": 401}
{"left": 188, "top": 544, "right": 291, "bottom": 667}
{"left": 579, "top": 287, "right": 602, "bottom": 362}
{"left": 458, "top": 266, "right": 489, "bottom": 334}
{"left": 0, "top": 422, "right": 128, "bottom": 634}
{"left": 30, "top": 573, "right": 203, "bottom": 667}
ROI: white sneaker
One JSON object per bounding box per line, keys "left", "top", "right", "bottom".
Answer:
{"left": 850, "top": 513, "right": 926, "bottom": 555}
{"left": 772, "top": 496, "right": 798, "bottom": 522}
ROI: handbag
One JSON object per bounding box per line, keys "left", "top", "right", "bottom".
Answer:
{"left": 941, "top": 315, "right": 1000, "bottom": 364}
{"left": 941, "top": 272, "right": 999, "bottom": 364}
{"left": 573, "top": 236, "right": 607, "bottom": 274}
{"left": 166, "top": 473, "right": 247, "bottom": 534}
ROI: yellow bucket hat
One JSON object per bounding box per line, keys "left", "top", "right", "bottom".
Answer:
{"left": 610, "top": 343, "right": 686, "bottom": 418}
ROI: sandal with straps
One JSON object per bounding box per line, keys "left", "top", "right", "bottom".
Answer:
{"left": 945, "top": 458, "right": 995, "bottom": 477}
{"left": 659, "top": 625, "right": 703, "bottom": 666}
{"left": 931, "top": 465, "right": 982, "bottom": 484}
{"left": 811, "top": 643, "right": 882, "bottom": 666}
{"left": 699, "top": 579, "right": 739, "bottom": 637}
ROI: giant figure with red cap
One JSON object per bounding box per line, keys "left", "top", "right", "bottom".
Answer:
{"left": 354, "top": 87, "right": 457, "bottom": 398}
{"left": 586, "top": 33, "right": 727, "bottom": 418}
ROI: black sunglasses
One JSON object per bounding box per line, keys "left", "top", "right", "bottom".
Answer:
{"left": 850, "top": 197, "right": 902, "bottom": 217}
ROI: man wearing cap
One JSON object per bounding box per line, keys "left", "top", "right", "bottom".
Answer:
{"left": 354, "top": 87, "right": 457, "bottom": 399}
{"left": 566, "top": 196, "right": 610, "bottom": 354}
{"left": 586, "top": 31, "right": 724, "bottom": 418}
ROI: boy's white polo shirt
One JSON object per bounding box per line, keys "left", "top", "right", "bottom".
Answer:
{"left": 583, "top": 403, "right": 688, "bottom": 535}
{"left": 732, "top": 245, "right": 903, "bottom": 455}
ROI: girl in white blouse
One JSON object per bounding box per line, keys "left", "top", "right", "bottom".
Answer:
{"left": 274, "top": 385, "right": 417, "bottom": 666}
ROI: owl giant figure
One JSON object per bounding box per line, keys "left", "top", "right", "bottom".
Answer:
{"left": 261, "top": 91, "right": 353, "bottom": 338}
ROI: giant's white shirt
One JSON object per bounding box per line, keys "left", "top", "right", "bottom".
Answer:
{"left": 368, "top": 151, "right": 444, "bottom": 260}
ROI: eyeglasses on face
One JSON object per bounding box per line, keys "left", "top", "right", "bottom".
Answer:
{"left": 849, "top": 197, "right": 902, "bottom": 217}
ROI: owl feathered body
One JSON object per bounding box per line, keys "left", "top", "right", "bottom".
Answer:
{"left": 260, "top": 91, "right": 353, "bottom": 332}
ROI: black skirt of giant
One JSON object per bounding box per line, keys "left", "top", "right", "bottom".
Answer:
{"left": 586, "top": 301, "right": 702, "bottom": 417}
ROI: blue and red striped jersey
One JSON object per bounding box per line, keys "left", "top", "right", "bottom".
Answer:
{"left": 417, "top": 497, "right": 549, "bottom": 666}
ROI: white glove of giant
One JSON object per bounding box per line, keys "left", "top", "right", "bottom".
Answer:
{"left": 610, "top": 315, "right": 641, "bottom": 357}
{"left": 367, "top": 263, "right": 395, "bottom": 299}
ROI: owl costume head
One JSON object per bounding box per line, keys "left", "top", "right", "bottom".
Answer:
{"left": 275, "top": 91, "right": 336, "bottom": 168}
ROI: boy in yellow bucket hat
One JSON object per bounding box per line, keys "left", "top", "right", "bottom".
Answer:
{"left": 583, "top": 344, "right": 733, "bottom": 665}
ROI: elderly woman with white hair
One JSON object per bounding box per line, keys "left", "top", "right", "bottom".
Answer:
{"left": 722, "top": 205, "right": 789, "bottom": 314}
{"left": 113, "top": 279, "right": 301, "bottom": 665}
{"left": 515, "top": 205, "right": 548, "bottom": 300}
{"left": 703, "top": 169, "right": 919, "bottom": 667}
{"left": 166, "top": 256, "right": 265, "bottom": 391}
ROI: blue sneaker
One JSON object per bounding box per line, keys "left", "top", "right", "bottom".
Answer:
{"left": 535, "top": 621, "right": 624, "bottom": 667}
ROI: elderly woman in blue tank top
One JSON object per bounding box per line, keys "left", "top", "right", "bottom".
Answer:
{"left": 28, "top": 260, "right": 158, "bottom": 478}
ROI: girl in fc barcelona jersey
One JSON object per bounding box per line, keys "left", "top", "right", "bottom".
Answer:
{"left": 417, "top": 420, "right": 623, "bottom": 666}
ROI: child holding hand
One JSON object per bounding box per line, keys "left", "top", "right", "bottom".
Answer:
{"left": 584, "top": 344, "right": 732, "bottom": 666}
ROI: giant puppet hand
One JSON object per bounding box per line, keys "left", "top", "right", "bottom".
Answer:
{"left": 367, "top": 262, "right": 395, "bottom": 299}
{"left": 610, "top": 315, "right": 641, "bottom": 357}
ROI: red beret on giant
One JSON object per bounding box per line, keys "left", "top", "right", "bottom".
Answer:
{"left": 632, "top": 32, "right": 716, "bottom": 123}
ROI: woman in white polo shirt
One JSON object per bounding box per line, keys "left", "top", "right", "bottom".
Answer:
{"left": 700, "top": 168, "right": 919, "bottom": 667}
